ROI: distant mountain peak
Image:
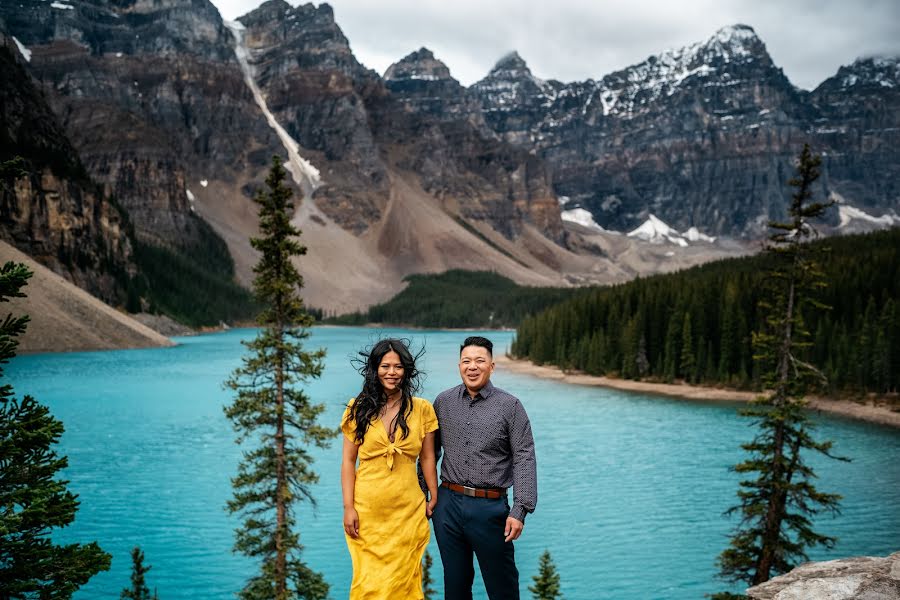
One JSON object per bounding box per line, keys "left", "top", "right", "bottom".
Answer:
{"left": 833, "top": 55, "right": 900, "bottom": 89}
{"left": 384, "top": 47, "right": 455, "bottom": 82}
{"left": 711, "top": 24, "right": 759, "bottom": 44}
{"left": 493, "top": 51, "right": 529, "bottom": 73}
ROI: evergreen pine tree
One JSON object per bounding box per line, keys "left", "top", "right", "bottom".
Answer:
{"left": 716, "top": 145, "right": 846, "bottom": 590}
{"left": 680, "top": 312, "right": 696, "bottom": 382}
{"left": 663, "top": 310, "right": 682, "bottom": 382}
{"left": 223, "top": 156, "right": 335, "bottom": 600}
{"left": 422, "top": 550, "right": 436, "bottom": 600}
{"left": 528, "top": 550, "right": 562, "bottom": 600}
{"left": 120, "top": 546, "right": 159, "bottom": 600}
{"left": 0, "top": 261, "right": 112, "bottom": 597}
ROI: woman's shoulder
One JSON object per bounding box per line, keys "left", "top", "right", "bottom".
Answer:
{"left": 412, "top": 396, "right": 433, "bottom": 407}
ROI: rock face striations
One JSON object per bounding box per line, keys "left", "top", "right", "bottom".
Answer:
{"left": 472, "top": 25, "right": 900, "bottom": 236}
{"left": 375, "top": 48, "right": 563, "bottom": 241}
{"left": 0, "top": 35, "right": 136, "bottom": 306}
{"left": 1, "top": 0, "right": 277, "bottom": 253}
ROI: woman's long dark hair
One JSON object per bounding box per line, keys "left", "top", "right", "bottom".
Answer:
{"left": 346, "top": 338, "right": 423, "bottom": 444}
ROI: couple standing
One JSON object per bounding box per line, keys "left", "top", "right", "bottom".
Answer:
{"left": 341, "top": 336, "right": 538, "bottom": 599}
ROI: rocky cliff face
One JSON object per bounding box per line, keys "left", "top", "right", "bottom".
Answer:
{"left": 0, "top": 37, "right": 135, "bottom": 305}
{"left": 473, "top": 25, "right": 899, "bottom": 236}
{"left": 1, "top": 0, "right": 276, "bottom": 254}
{"left": 235, "top": 0, "right": 389, "bottom": 234}
{"left": 810, "top": 56, "right": 900, "bottom": 215}
{"left": 236, "top": 3, "right": 563, "bottom": 242}
{"left": 374, "top": 48, "right": 563, "bottom": 241}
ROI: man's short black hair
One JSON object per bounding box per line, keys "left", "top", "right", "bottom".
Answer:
{"left": 460, "top": 336, "right": 493, "bottom": 356}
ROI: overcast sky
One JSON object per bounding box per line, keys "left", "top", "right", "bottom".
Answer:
{"left": 211, "top": 0, "right": 900, "bottom": 90}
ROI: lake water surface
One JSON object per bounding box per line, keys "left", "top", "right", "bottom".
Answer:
{"left": 8, "top": 327, "right": 900, "bottom": 599}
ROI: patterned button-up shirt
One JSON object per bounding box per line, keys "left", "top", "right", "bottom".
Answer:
{"left": 432, "top": 380, "right": 537, "bottom": 522}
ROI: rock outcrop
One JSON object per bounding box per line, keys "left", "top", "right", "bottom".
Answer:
{"left": 747, "top": 551, "right": 900, "bottom": 600}
{"left": 0, "top": 36, "right": 135, "bottom": 306}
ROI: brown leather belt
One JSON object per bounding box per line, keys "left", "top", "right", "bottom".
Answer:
{"left": 441, "top": 481, "right": 507, "bottom": 499}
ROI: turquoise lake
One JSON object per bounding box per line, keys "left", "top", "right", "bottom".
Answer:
{"left": 7, "top": 326, "right": 900, "bottom": 599}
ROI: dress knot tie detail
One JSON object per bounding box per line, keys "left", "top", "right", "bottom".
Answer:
{"left": 382, "top": 445, "right": 403, "bottom": 470}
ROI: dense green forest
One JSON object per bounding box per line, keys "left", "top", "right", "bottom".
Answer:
{"left": 325, "top": 270, "right": 578, "bottom": 329}
{"left": 133, "top": 235, "right": 259, "bottom": 328}
{"left": 511, "top": 229, "right": 900, "bottom": 395}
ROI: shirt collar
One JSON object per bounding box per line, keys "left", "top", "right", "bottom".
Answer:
{"left": 458, "top": 380, "right": 495, "bottom": 402}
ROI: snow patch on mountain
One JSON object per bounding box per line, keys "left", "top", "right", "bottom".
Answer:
{"left": 225, "top": 20, "right": 321, "bottom": 198}
{"left": 837, "top": 204, "right": 900, "bottom": 228}
{"left": 12, "top": 37, "right": 31, "bottom": 62}
{"left": 683, "top": 226, "right": 716, "bottom": 243}
{"left": 628, "top": 215, "right": 689, "bottom": 246}
{"left": 627, "top": 215, "right": 717, "bottom": 246}
{"left": 561, "top": 208, "right": 606, "bottom": 232}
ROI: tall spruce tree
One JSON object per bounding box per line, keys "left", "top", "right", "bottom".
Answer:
{"left": 120, "top": 546, "right": 159, "bottom": 600}
{"left": 224, "top": 156, "right": 335, "bottom": 600}
{"left": 0, "top": 261, "right": 111, "bottom": 596}
{"left": 528, "top": 550, "right": 562, "bottom": 600}
{"left": 716, "top": 145, "right": 846, "bottom": 591}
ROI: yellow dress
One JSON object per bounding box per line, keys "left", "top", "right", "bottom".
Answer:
{"left": 342, "top": 397, "right": 438, "bottom": 600}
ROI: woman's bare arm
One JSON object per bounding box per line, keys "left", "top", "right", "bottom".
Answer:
{"left": 341, "top": 436, "right": 360, "bottom": 538}
{"left": 419, "top": 431, "right": 438, "bottom": 517}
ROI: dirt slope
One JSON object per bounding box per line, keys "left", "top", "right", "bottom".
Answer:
{"left": 0, "top": 240, "right": 174, "bottom": 354}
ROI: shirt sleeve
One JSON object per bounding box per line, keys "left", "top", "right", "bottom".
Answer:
{"left": 508, "top": 399, "right": 537, "bottom": 523}
{"left": 341, "top": 399, "right": 359, "bottom": 444}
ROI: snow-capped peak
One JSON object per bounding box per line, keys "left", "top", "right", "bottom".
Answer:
{"left": 472, "top": 50, "right": 554, "bottom": 109}
{"left": 834, "top": 56, "right": 900, "bottom": 90}
{"left": 590, "top": 23, "right": 766, "bottom": 118}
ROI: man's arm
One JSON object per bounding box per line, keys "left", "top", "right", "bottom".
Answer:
{"left": 507, "top": 399, "right": 537, "bottom": 533}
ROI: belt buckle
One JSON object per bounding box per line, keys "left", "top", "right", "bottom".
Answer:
{"left": 462, "top": 485, "right": 477, "bottom": 497}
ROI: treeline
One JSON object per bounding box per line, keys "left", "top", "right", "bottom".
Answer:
{"left": 512, "top": 228, "right": 900, "bottom": 395}
{"left": 325, "top": 270, "right": 577, "bottom": 329}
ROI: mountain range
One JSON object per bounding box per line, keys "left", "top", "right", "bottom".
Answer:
{"left": 1, "top": 0, "right": 898, "bottom": 318}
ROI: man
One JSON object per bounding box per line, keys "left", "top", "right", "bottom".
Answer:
{"left": 430, "top": 336, "right": 537, "bottom": 600}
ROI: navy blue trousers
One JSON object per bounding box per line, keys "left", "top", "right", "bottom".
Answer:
{"left": 432, "top": 486, "right": 519, "bottom": 600}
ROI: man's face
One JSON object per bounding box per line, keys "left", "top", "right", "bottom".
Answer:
{"left": 459, "top": 345, "right": 494, "bottom": 393}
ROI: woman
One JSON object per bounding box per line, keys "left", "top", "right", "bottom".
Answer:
{"left": 341, "top": 339, "right": 439, "bottom": 599}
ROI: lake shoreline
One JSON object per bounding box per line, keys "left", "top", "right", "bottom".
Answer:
{"left": 496, "top": 354, "right": 900, "bottom": 429}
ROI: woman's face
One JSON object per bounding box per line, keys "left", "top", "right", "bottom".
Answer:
{"left": 377, "top": 350, "right": 405, "bottom": 396}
